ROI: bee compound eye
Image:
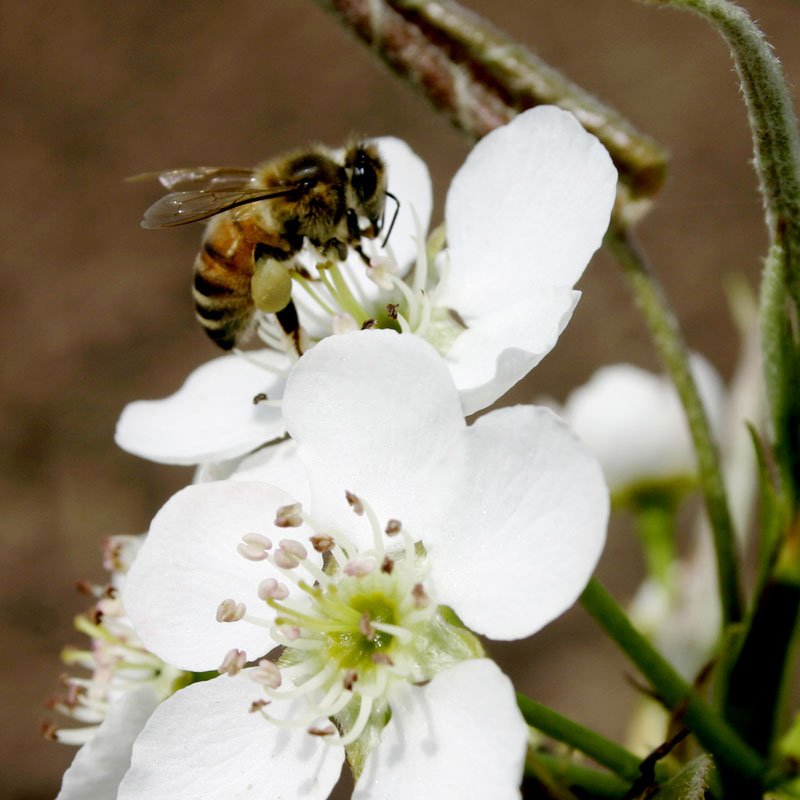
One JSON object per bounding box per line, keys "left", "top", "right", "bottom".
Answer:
{"left": 352, "top": 154, "right": 378, "bottom": 203}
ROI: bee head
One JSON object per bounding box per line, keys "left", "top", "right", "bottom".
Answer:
{"left": 345, "top": 143, "right": 387, "bottom": 237}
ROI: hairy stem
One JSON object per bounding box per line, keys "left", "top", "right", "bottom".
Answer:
{"left": 605, "top": 224, "right": 743, "bottom": 626}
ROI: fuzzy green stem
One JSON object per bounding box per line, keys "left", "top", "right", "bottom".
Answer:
{"left": 516, "top": 694, "right": 644, "bottom": 782}
{"left": 638, "top": 0, "right": 800, "bottom": 305}
{"left": 580, "top": 578, "right": 765, "bottom": 781}
{"left": 605, "top": 223, "right": 743, "bottom": 626}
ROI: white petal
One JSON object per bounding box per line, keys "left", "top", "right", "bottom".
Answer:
{"left": 446, "top": 288, "right": 580, "bottom": 415}
{"left": 115, "top": 352, "right": 288, "bottom": 466}
{"left": 282, "top": 331, "right": 465, "bottom": 544}
{"left": 229, "top": 439, "right": 310, "bottom": 505}
{"left": 123, "top": 482, "right": 317, "bottom": 670}
{"left": 424, "top": 406, "right": 608, "bottom": 640}
{"left": 443, "top": 105, "right": 617, "bottom": 312}
{"left": 561, "top": 355, "right": 726, "bottom": 491}
{"left": 373, "top": 136, "right": 433, "bottom": 269}
{"left": 353, "top": 659, "right": 526, "bottom": 800}
{"left": 118, "top": 674, "right": 344, "bottom": 800}
{"left": 57, "top": 687, "right": 159, "bottom": 800}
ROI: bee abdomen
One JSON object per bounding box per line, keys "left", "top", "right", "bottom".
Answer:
{"left": 192, "top": 242, "right": 255, "bottom": 350}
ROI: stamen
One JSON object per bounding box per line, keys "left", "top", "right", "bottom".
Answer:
{"left": 273, "top": 548, "right": 301, "bottom": 570}
{"left": 345, "top": 491, "right": 364, "bottom": 516}
{"left": 309, "top": 534, "right": 335, "bottom": 553}
{"left": 412, "top": 583, "right": 431, "bottom": 608}
{"left": 275, "top": 503, "right": 303, "bottom": 528}
{"left": 216, "top": 599, "right": 246, "bottom": 623}
{"left": 219, "top": 648, "right": 247, "bottom": 676}
{"left": 344, "top": 557, "right": 375, "bottom": 577}
{"left": 291, "top": 271, "right": 337, "bottom": 316}
{"left": 337, "top": 693, "right": 375, "bottom": 747}
{"left": 385, "top": 519, "right": 402, "bottom": 535}
{"left": 410, "top": 205, "right": 430, "bottom": 294}
{"left": 343, "top": 669, "right": 358, "bottom": 691}
{"left": 258, "top": 578, "right": 290, "bottom": 601}
{"left": 237, "top": 532, "right": 273, "bottom": 561}
{"left": 358, "top": 612, "right": 376, "bottom": 641}
{"left": 309, "top": 725, "right": 337, "bottom": 737}
{"left": 279, "top": 539, "right": 308, "bottom": 560}
{"left": 250, "top": 659, "right": 282, "bottom": 689}
{"left": 249, "top": 699, "right": 270, "bottom": 713}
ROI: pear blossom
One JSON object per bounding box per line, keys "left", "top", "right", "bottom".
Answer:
{"left": 561, "top": 355, "right": 726, "bottom": 496}
{"left": 118, "top": 331, "right": 609, "bottom": 799}
{"left": 48, "top": 536, "right": 189, "bottom": 800}
{"left": 116, "top": 106, "right": 617, "bottom": 467}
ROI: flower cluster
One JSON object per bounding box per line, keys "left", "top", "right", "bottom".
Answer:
{"left": 56, "top": 105, "right": 618, "bottom": 800}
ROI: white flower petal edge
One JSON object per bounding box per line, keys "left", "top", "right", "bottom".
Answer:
{"left": 447, "top": 288, "right": 580, "bottom": 415}
{"left": 425, "top": 405, "right": 608, "bottom": 640}
{"left": 117, "top": 674, "right": 344, "bottom": 800}
{"left": 57, "top": 687, "right": 159, "bottom": 800}
{"left": 438, "top": 105, "right": 617, "bottom": 410}
{"left": 353, "top": 659, "right": 527, "bottom": 800}
{"left": 443, "top": 105, "right": 617, "bottom": 308}
{"left": 122, "top": 481, "right": 319, "bottom": 671}
{"left": 562, "top": 354, "right": 726, "bottom": 491}
{"left": 115, "top": 351, "right": 287, "bottom": 465}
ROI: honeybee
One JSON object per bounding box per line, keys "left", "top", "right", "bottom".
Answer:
{"left": 138, "top": 142, "right": 394, "bottom": 352}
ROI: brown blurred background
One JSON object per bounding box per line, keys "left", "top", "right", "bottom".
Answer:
{"left": 2, "top": 0, "right": 798, "bottom": 797}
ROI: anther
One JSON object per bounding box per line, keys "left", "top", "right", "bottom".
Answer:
{"left": 412, "top": 583, "right": 431, "bottom": 608}
{"left": 385, "top": 519, "right": 402, "bottom": 535}
{"left": 310, "top": 534, "right": 335, "bottom": 553}
{"left": 279, "top": 625, "right": 302, "bottom": 641}
{"left": 219, "top": 648, "right": 247, "bottom": 676}
{"left": 279, "top": 539, "right": 307, "bottom": 560}
{"left": 345, "top": 557, "right": 375, "bottom": 577}
{"left": 237, "top": 532, "right": 273, "bottom": 561}
{"left": 308, "top": 725, "right": 337, "bottom": 737}
{"left": 275, "top": 503, "right": 303, "bottom": 528}
{"left": 40, "top": 721, "right": 59, "bottom": 741}
{"left": 216, "top": 599, "right": 247, "bottom": 623}
{"left": 381, "top": 556, "right": 394, "bottom": 574}
{"left": 358, "top": 612, "right": 376, "bottom": 641}
{"left": 250, "top": 659, "right": 282, "bottom": 689}
{"left": 253, "top": 392, "right": 269, "bottom": 404}
{"left": 343, "top": 669, "right": 359, "bottom": 691}
{"left": 345, "top": 491, "right": 364, "bottom": 516}
{"left": 258, "top": 578, "right": 289, "bottom": 601}
{"left": 386, "top": 303, "right": 399, "bottom": 320}
{"left": 360, "top": 319, "right": 376, "bottom": 330}
{"left": 249, "top": 699, "right": 270, "bottom": 713}
{"left": 371, "top": 653, "right": 394, "bottom": 666}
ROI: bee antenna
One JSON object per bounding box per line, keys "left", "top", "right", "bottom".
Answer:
{"left": 381, "top": 191, "right": 400, "bottom": 248}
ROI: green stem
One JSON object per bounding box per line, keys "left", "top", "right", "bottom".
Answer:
{"left": 638, "top": 0, "right": 800, "bottom": 306}
{"left": 634, "top": 503, "right": 679, "bottom": 591}
{"left": 524, "top": 750, "right": 630, "bottom": 799}
{"left": 580, "top": 578, "right": 765, "bottom": 781}
{"left": 312, "top": 0, "right": 668, "bottom": 213}
{"left": 605, "top": 224, "right": 744, "bottom": 626}
{"left": 516, "top": 694, "right": 644, "bottom": 782}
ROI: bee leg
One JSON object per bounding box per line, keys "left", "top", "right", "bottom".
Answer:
{"left": 346, "top": 208, "right": 371, "bottom": 266}
{"left": 275, "top": 300, "right": 304, "bottom": 357}
{"left": 319, "top": 238, "right": 348, "bottom": 261}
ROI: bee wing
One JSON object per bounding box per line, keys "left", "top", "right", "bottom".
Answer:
{"left": 128, "top": 166, "right": 259, "bottom": 192}
{"left": 141, "top": 186, "right": 303, "bottom": 229}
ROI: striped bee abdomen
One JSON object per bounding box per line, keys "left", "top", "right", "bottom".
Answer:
{"left": 192, "top": 219, "right": 260, "bottom": 350}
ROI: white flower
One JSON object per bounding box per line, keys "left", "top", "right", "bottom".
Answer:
{"left": 116, "top": 107, "right": 617, "bottom": 467}
{"left": 49, "top": 536, "right": 189, "bottom": 800}
{"left": 561, "top": 355, "right": 726, "bottom": 495}
{"left": 118, "top": 331, "right": 609, "bottom": 799}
